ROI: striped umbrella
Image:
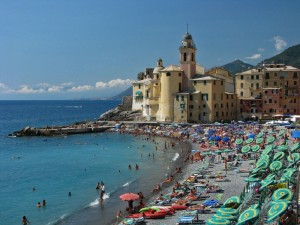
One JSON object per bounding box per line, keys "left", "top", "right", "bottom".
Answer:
{"left": 278, "top": 130, "right": 285, "bottom": 136}
{"left": 281, "top": 173, "right": 296, "bottom": 184}
{"left": 272, "top": 188, "right": 294, "bottom": 201}
{"left": 245, "top": 138, "right": 254, "bottom": 144}
{"left": 223, "top": 149, "right": 232, "bottom": 153}
{"left": 267, "top": 201, "right": 288, "bottom": 223}
{"left": 251, "top": 145, "right": 260, "bottom": 152}
{"left": 269, "top": 161, "right": 283, "bottom": 172}
{"left": 273, "top": 152, "right": 285, "bottom": 161}
{"left": 241, "top": 145, "right": 251, "bottom": 153}
{"left": 256, "top": 138, "right": 264, "bottom": 144}
{"left": 206, "top": 217, "right": 230, "bottom": 225}
{"left": 236, "top": 208, "right": 259, "bottom": 225}
{"left": 216, "top": 208, "right": 238, "bottom": 215}
{"left": 256, "top": 159, "right": 269, "bottom": 169}
{"left": 223, "top": 196, "right": 241, "bottom": 209}
{"left": 265, "top": 173, "right": 276, "bottom": 181}
{"left": 245, "top": 176, "right": 261, "bottom": 182}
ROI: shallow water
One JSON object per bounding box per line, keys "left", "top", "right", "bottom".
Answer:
{"left": 0, "top": 100, "right": 187, "bottom": 225}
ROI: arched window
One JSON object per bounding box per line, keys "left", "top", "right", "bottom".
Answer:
{"left": 191, "top": 53, "right": 194, "bottom": 61}
{"left": 183, "top": 53, "right": 187, "bottom": 61}
{"left": 179, "top": 83, "right": 181, "bottom": 92}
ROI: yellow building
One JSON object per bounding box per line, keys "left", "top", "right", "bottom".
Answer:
{"left": 132, "top": 32, "right": 237, "bottom": 123}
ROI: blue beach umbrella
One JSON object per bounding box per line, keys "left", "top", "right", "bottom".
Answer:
{"left": 248, "top": 133, "right": 255, "bottom": 139}
{"left": 222, "top": 136, "right": 230, "bottom": 142}
{"left": 292, "top": 130, "right": 300, "bottom": 138}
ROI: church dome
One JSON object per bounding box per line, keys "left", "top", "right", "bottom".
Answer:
{"left": 183, "top": 32, "right": 193, "bottom": 41}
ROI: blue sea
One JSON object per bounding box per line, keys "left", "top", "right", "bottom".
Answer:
{"left": 0, "top": 100, "right": 186, "bottom": 225}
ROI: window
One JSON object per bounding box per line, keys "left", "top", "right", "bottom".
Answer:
{"left": 189, "top": 95, "right": 193, "bottom": 101}
{"left": 189, "top": 105, "right": 194, "bottom": 109}
{"left": 176, "top": 95, "right": 179, "bottom": 101}
{"left": 181, "top": 110, "right": 184, "bottom": 114}
{"left": 221, "top": 104, "right": 223, "bottom": 108}
{"left": 203, "top": 104, "right": 206, "bottom": 108}
{"left": 221, "top": 81, "right": 223, "bottom": 85}
{"left": 221, "top": 94, "right": 223, "bottom": 100}
{"left": 216, "top": 112, "right": 219, "bottom": 117}
{"left": 179, "top": 83, "right": 181, "bottom": 92}
{"left": 265, "top": 73, "right": 270, "bottom": 79}
{"left": 203, "top": 112, "right": 206, "bottom": 116}
{"left": 251, "top": 75, "right": 254, "bottom": 79}
{"left": 251, "top": 83, "right": 254, "bottom": 88}
{"left": 256, "top": 75, "right": 259, "bottom": 79}
{"left": 241, "top": 75, "right": 244, "bottom": 80}
{"left": 202, "top": 94, "right": 208, "bottom": 101}
{"left": 294, "top": 81, "right": 297, "bottom": 85}
{"left": 181, "top": 96, "right": 184, "bottom": 101}
{"left": 265, "top": 82, "right": 268, "bottom": 86}
{"left": 178, "top": 73, "right": 181, "bottom": 76}
{"left": 213, "top": 81, "right": 216, "bottom": 85}
{"left": 166, "top": 72, "right": 171, "bottom": 76}
{"left": 274, "top": 81, "right": 277, "bottom": 86}
{"left": 269, "top": 99, "right": 272, "bottom": 103}
{"left": 274, "top": 73, "right": 277, "bottom": 76}
{"left": 183, "top": 53, "right": 187, "bottom": 61}
{"left": 191, "top": 53, "right": 194, "bottom": 61}
{"left": 256, "top": 83, "right": 259, "bottom": 89}
{"left": 240, "top": 91, "right": 243, "bottom": 96}
{"left": 194, "top": 81, "right": 196, "bottom": 85}
{"left": 293, "top": 72, "right": 298, "bottom": 78}
{"left": 156, "top": 75, "right": 159, "bottom": 79}
{"left": 190, "top": 112, "right": 192, "bottom": 117}
{"left": 264, "top": 90, "right": 268, "bottom": 94}
{"left": 138, "top": 84, "right": 141, "bottom": 89}
{"left": 240, "top": 83, "right": 244, "bottom": 88}
{"left": 204, "top": 81, "right": 207, "bottom": 85}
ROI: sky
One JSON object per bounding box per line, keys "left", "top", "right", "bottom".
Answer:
{"left": 0, "top": 0, "right": 299, "bottom": 100}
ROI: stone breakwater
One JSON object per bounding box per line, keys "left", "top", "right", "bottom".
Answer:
{"left": 9, "top": 122, "right": 113, "bottom": 137}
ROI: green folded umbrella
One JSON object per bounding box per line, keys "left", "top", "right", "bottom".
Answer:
{"left": 269, "top": 161, "right": 283, "bottom": 172}
{"left": 265, "top": 173, "right": 276, "bottom": 181}
{"left": 259, "top": 179, "right": 275, "bottom": 191}
{"left": 246, "top": 138, "right": 254, "bottom": 144}
{"left": 257, "top": 132, "right": 264, "bottom": 138}
{"left": 216, "top": 207, "right": 238, "bottom": 215}
{"left": 277, "top": 145, "right": 288, "bottom": 151}
{"left": 245, "top": 177, "right": 261, "bottom": 182}
{"left": 273, "top": 152, "right": 285, "bottom": 161}
{"left": 291, "top": 143, "right": 300, "bottom": 152}
{"left": 272, "top": 188, "right": 294, "bottom": 201}
{"left": 236, "top": 208, "right": 259, "bottom": 225}
{"left": 251, "top": 145, "right": 260, "bottom": 152}
{"left": 278, "top": 130, "right": 285, "bottom": 136}
{"left": 256, "top": 159, "right": 269, "bottom": 169}
{"left": 241, "top": 145, "right": 250, "bottom": 153}
{"left": 223, "top": 149, "right": 232, "bottom": 153}
{"left": 215, "top": 150, "right": 223, "bottom": 154}
{"left": 256, "top": 137, "right": 264, "bottom": 144}
{"left": 206, "top": 217, "right": 230, "bottom": 225}
{"left": 267, "top": 136, "right": 275, "bottom": 144}
{"left": 212, "top": 214, "right": 236, "bottom": 221}
{"left": 287, "top": 153, "right": 300, "bottom": 163}
{"left": 267, "top": 201, "right": 288, "bottom": 223}
{"left": 235, "top": 139, "right": 243, "bottom": 145}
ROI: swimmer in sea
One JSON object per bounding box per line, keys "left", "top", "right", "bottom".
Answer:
{"left": 42, "top": 199, "right": 46, "bottom": 207}
{"left": 128, "top": 164, "right": 132, "bottom": 169}
{"left": 22, "top": 216, "right": 30, "bottom": 225}
{"left": 68, "top": 192, "right": 72, "bottom": 196}
{"left": 135, "top": 164, "right": 139, "bottom": 170}
{"left": 37, "top": 202, "right": 41, "bottom": 208}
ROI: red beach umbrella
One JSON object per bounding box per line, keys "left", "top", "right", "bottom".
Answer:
{"left": 119, "top": 193, "right": 140, "bottom": 201}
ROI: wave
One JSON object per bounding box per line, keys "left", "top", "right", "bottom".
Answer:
{"left": 87, "top": 193, "right": 110, "bottom": 208}
{"left": 122, "top": 179, "right": 136, "bottom": 187}
{"left": 47, "top": 213, "right": 69, "bottom": 225}
{"left": 172, "top": 153, "right": 180, "bottom": 161}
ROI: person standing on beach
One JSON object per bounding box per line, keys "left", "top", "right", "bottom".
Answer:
{"left": 116, "top": 210, "right": 122, "bottom": 224}
{"left": 100, "top": 181, "right": 105, "bottom": 202}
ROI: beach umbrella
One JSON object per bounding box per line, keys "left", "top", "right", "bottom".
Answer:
{"left": 250, "top": 167, "right": 262, "bottom": 175}
{"left": 250, "top": 204, "right": 260, "bottom": 210}
{"left": 241, "top": 145, "right": 250, "bottom": 153}
{"left": 267, "top": 136, "right": 275, "bottom": 144}
{"left": 245, "top": 138, "right": 254, "bottom": 144}
{"left": 257, "top": 132, "right": 264, "bottom": 138}
{"left": 236, "top": 208, "right": 259, "bottom": 225}
{"left": 269, "top": 161, "right": 283, "bottom": 172}
{"left": 292, "top": 130, "right": 300, "bottom": 138}
{"left": 259, "top": 179, "right": 275, "bottom": 191}
{"left": 273, "top": 152, "right": 285, "bottom": 161}
{"left": 119, "top": 193, "right": 140, "bottom": 201}
{"left": 206, "top": 217, "right": 230, "bottom": 225}
{"left": 291, "top": 143, "right": 300, "bottom": 152}
{"left": 251, "top": 145, "right": 260, "bottom": 152}
{"left": 223, "top": 149, "right": 232, "bottom": 153}
{"left": 277, "top": 145, "right": 288, "bottom": 151}
{"left": 281, "top": 173, "right": 296, "bottom": 184}
{"left": 259, "top": 154, "right": 270, "bottom": 160}
{"left": 223, "top": 196, "right": 241, "bottom": 209}
{"left": 216, "top": 208, "right": 238, "bottom": 215}
{"left": 272, "top": 188, "right": 294, "bottom": 202}
{"left": 212, "top": 214, "right": 236, "bottom": 221}
{"left": 215, "top": 136, "right": 222, "bottom": 141}
{"left": 222, "top": 136, "right": 230, "bottom": 142}
{"left": 245, "top": 176, "right": 261, "bottom": 182}
{"left": 288, "top": 153, "right": 300, "bottom": 163}
{"left": 256, "top": 138, "right": 264, "bottom": 144}
{"left": 256, "top": 159, "right": 269, "bottom": 169}
{"left": 248, "top": 133, "right": 255, "bottom": 139}
{"left": 235, "top": 139, "right": 243, "bottom": 145}
{"left": 215, "top": 150, "right": 223, "bottom": 154}
{"left": 278, "top": 130, "right": 285, "bottom": 136}
{"left": 265, "top": 174, "right": 276, "bottom": 181}
{"left": 267, "top": 201, "right": 289, "bottom": 223}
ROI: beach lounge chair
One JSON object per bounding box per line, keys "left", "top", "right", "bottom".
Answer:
{"left": 118, "top": 217, "right": 144, "bottom": 225}
{"left": 176, "top": 210, "right": 203, "bottom": 224}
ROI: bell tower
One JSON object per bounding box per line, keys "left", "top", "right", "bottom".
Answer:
{"left": 179, "top": 32, "right": 196, "bottom": 91}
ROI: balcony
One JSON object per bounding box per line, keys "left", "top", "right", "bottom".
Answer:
{"left": 145, "top": 97, "right": 159, "bottom": 105}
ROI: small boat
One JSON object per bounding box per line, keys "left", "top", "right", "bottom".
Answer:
{"left": 171, "top": 204, "right": 189, "bottom": 210}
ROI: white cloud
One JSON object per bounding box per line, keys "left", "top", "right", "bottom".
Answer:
{"left": 107, "top": 79, "right": 134, "bottom": 87}
{"left": 246, "top": 53, "right": 262, "bottom": 60}
{"left": 258, "top": 48, "right": 265, "bottom": 52}
{"left": 95, "top": 81, "right": 107, "bottom": 89}
{"left": 68, "top": 85, "right": 95, "bottom": 92}
{"left": 16, "top": 85, "right": 45, "bottom": 94}
{"left": 273, "top": 36, "right": 287, "bottom": 51}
